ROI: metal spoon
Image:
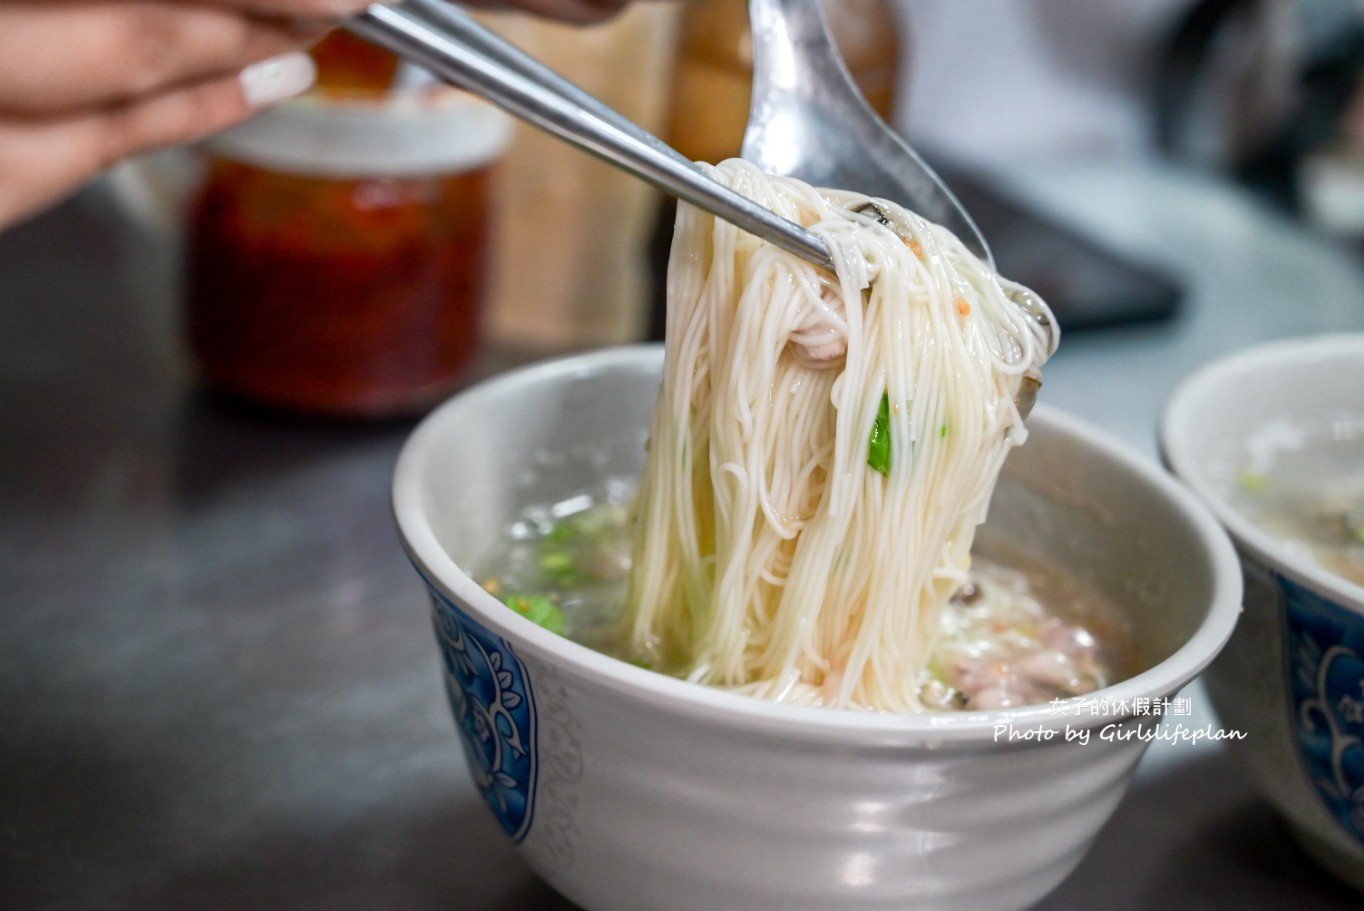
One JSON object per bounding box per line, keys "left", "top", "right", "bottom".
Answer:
{"left": 742, "top": 0, "right": 993, "bottom": 267}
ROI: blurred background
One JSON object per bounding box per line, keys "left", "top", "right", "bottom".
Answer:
{"left": 6, "top": 2, "right": 1364, "bottom": 909}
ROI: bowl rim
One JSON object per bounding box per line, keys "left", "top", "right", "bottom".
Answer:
{"left": 1160, "top": 332, "right": 1364, "bottom": 613}
{"left": 394, "top": 344, "right": 1243, "bottom": 745}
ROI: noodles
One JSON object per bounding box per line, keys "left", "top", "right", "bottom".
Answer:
{"left": 623, "top": 159, "right": 1057, "bottom": 712}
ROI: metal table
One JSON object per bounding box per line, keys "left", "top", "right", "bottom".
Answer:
{"left": 3, "top": 161, "right": 1363, "bottom": 909}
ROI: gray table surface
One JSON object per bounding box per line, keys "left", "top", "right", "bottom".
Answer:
{"left": 4, "top": 160, "right": 1364, "bottom": 910}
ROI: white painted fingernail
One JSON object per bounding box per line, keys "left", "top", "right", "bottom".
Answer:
{"left": 240, "top": 52, "right": 317, "bottom": 108}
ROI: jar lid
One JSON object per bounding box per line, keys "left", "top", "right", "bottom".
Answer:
{"left": 206, "top": 85, "right": 515, "bottom": 178}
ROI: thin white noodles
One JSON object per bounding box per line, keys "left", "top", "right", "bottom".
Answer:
{"left": 624, "top": 159, "right": 1057, "bottom": 712}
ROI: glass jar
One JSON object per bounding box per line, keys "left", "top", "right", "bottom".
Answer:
{"left": 186, "top": 34, "right": 513, "bottom": 417}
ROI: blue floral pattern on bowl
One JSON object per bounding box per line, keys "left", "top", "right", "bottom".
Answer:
{"left": 1282, "top": 573, "right": 1364, "bottom": 844}
{"left": 428, "top": 584, "right": 538, "bottom": 842}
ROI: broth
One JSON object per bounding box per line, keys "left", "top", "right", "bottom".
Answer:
{"left": 1220, "top": 413, "right": 1364, "bottom": 588}
{"left": 477, "top": 485, "right": 1135, "bottom": 713}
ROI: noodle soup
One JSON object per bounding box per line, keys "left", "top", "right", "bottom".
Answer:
{"left": 1162, "top": 334, "right": 1364, "bottom": 892}
{"left": 395, "top": 344, "right": 1243, "bottom": 911}
{"left": 477, "top": 485, "right": 1135, "bottom": 713}
{"left": 1219, "top": 414, "right": 1364, "bottom": 588}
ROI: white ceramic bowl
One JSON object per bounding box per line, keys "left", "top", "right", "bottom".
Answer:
{"left": 1162, "top": 334, "right": 1364, "bottom": 893}
{"left": 394, "top": 345, "right": 1241, "bottom": 911}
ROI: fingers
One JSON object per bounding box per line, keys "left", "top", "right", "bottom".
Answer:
{"left": 0, "top": 2, "right": 327, "bottom": 115}
{"left": 214, "top": 0, "right": 628, "bottom": 20}
{"left": 459, "top": 0, "right": 637, "bottom": 25}
{"left": 204, "top": 0, "right": 372, "bottom": 16}
{"left": 0, "top": 0, "right": 650, "bottom": 232}
{"left": 0, "top": 53, "right": 316, "bottom": 230}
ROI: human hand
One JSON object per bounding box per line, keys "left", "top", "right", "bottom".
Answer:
{"left": 0, "top": 1, "right": 368, "bottom": 229}
{"left": 0, "top": 0, "right": 642, "bottom": 231}
{"left": 459, "top": 0, "right": 637, "bottom": 23}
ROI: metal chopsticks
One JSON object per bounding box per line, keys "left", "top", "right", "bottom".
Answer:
{"left": 345, "top": 0, "right": 835, "bottom": 270}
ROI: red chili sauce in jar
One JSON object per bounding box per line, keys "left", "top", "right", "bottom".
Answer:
{"left": 186, "top": 33, "right": 512, "bottom": 417}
